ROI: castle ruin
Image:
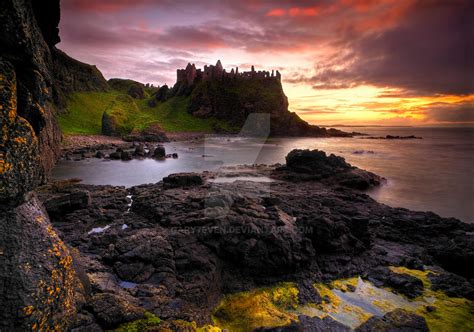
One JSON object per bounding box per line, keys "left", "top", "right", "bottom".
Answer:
{"left": 176, "top": 60, "right": 281, "bottom": 85}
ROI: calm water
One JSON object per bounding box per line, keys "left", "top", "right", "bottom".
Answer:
{"left": 52, "top": 127, "right": 474, "bottom": 222}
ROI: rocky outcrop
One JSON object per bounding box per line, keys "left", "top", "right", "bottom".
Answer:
{"left": 169, "top": 61, "right": 350, "bottom": 137}
{"left": 356, "top": 309, "right": 429, "bottom": 332}
{"left": 278, "top": 149, "right": 382, "bottom": 189}
{"left": 51, "top": 48, "right": 108, "bottom": 109}
{"left": 33, "top": 149, "right": 473, "bottom": 330}
{"left": 0, "top": 194, "right": 84, "bottom": 331}
{"left": 0, "top": 0, "right": 108, "bottom": 202}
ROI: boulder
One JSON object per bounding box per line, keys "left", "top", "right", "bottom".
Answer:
{"left": 42, "top": 189, "right": 92, "bottom": 217}
{"left": 120, "top": 151, "right": 132, "bottom": 161}
{"left": 163, "top": 173, "right": 204, "bottom": 189}
{"left": 153, "top": 145, "right": 166, "bottom": 159}
{"left": 123, "top": 123, "right": 169, "bottom": 142}
{"left": 133, "top": 144, "right": 146, "bottom": 157}
{"left": 366, "top": 267, "right": 424, "bottom": 299}
{"left": 285, "top": 149, "right": 350, "bottom": 176}
{"left": 127, "top": 83, "right": 145, "bottom": 99}
{"left": 255, "top": 315, "right": 350, "bottom": 331}
{"left": 109, "top": 151, "right": 121, "bottom": 160}
{"left": 355, "top": 309, "right": 429, "bottom": 332}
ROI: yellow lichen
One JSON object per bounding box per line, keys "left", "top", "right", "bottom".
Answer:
{"left": 23, "top": 305, "right": 34, "bottom": 316}
{"left": 212, "top": 283, "right": 299, "bottom": 332}
{"left": 330, "top": 277, "right": 359, "bottom": 292}
{"left": 389, "top": 266, "right": 432, "bottom": 288}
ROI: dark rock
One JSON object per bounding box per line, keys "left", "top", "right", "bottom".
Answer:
{"left": 155, "top": 84, "right": 170, "bottom": 102}
{"left": 428, "top": 271, "right": 474, "bottom": 300}
{"left": 163, "top": 173, "right": 204, "bottom": 188}
{"left": 285, "top": 149, "right": 350, "bottom": 176}
{"left": 109, "top": 152, "right": 121, "bottom": 160}
{"left": 101, "top": 111, "right": 119, "bottom": 136}
{"left": 95, "top": 151, "right": 105, "bottom": 158}
{"left": 255, "top": 315, "right": 350, "bottom": 331}
{"left": 281, "top": 149, "right": 381, "bottom": 189}
{"left": 88, "top": 293, "right": 144, "bottom": 329}
{"left": 0, "top": 195, "right": 83, "bottom": 331}
{"left": 297, "top": 280, "right": 322, "bottom": 305}
{"left": 153, "top": 145, "right": 166, "bottom": 159}
{"left": 42, "top": 189, "right": 92, "bottom": 217}
{"left": 127, "top": 83, "right": 145, "bottom": 99}
{"left": 120, "top": 151, "right": 132, "bottom": 161}
{"left": 356, "top": 309, "right": 429, "bottom": 331}
{"left": 172, "top": 153, "right": 179, "bottom": 159}
{"left": 366, "top": 267, "right": 424, "bottom": 299}
{"left": 133, "top": 144, "right": 146, "bottom": 157}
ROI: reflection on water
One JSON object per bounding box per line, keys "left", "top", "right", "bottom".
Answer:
{"left": 53, "top": 127, "right": 474, "bottom": 222}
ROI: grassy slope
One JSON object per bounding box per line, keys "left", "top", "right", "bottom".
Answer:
{"left": 58, "top": 91, "right": 234, "bottom": 135}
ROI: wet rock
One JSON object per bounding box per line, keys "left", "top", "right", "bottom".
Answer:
{"left": 95, "top": 151, "right": 105, "bottom": 158}
{"left": 120, "top": 151, "right": 132, "bottom": 161}
{"left": 153, "top": 145, "right": 166, "bottom": 159}
{"left": 286, "top": 149, "right": 350, "bottom": 176}
{"left": 88, "top": 293, "right": 144, "bottom": 329}
{"left": 133, "top": 144, "right": 146, "bottom": 157}
{"left": 109, "top": 151, "right": 121, "bottom": 160}
{"left": 366, "top": 267, "right": 424, "bottom": 299}
{"left": 256, "top": 315, "right": 350, "bottom": 331}
{"left": 163, "top": 173, "right": 204, "bottom": 189}
{"left": 428, "top": 271, "right": 474, "bottom": 300}
{"left": 355, "top": 309, "right": 429, "bottom": 331}
{"left": 281, "top": 149, "right": 381, "bottom": 189}
{"left": 42, "top": 189, "right": 92, "bottom": 217}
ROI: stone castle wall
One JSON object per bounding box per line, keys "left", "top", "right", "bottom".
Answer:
{"left": 176, "top": 60, "right": 281, "bottom": 85}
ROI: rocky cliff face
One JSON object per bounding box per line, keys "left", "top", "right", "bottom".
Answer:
{"left": 171, "top": 61, "right": 350, "bottom": 137}
{"left": 0, "top": 0, "right": 107, "bottom": 203}
{"left": 0, "top": 0, "right": 105, "bottom": 329}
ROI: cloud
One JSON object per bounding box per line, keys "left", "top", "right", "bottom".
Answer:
{"left": 423, "top": 102, "right": 474, "bottom": 123}
{"left": 290, "top": 0, "right": 474, "bottom": 96}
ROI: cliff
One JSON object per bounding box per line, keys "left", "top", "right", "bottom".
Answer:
{"left": 0, "top": 0, "right": 108, "bottom": 203}
{"left": 169, "top": 61, "right": 350, "bottom": 137}
{"left": 0, "top": 0, "right": 106, "bottom": 329}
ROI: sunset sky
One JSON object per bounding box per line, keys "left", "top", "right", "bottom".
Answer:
{"left": 58, "top": 0, "right": 473, "bottom": 126}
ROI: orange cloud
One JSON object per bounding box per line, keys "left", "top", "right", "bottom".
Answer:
{"left": 266, "top": 6, "right": 322, "bottom": 18}
{"left": 266, "top": 8, "right": 286, "bottom": 17}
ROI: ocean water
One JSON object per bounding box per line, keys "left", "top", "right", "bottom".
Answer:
{"left": 52, "top": 127, "right": 474, "bottom": 222}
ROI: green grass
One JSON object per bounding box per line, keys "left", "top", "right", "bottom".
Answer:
{"left": 57, "top": 91, "right": 120, "bottom": 135}
{"left": 58, "top": 90, "right": 236, "bottom": 136}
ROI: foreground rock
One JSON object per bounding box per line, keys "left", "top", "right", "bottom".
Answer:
{"left": 278, "top": 149, "right": 382, "bottom": 189}
{"left": 0, "top": 195, "right": 84, "bottom": 331}
{"left": 34, "top": 150, "right": 473, "bottom": 330}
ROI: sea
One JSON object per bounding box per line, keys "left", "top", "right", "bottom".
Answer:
{"left": 52, "top": 127, "right": 474, "bottom": 223}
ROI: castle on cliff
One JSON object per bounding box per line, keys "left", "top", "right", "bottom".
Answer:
{"left": 176, "top": 60, "right": 281, "bottom": 85}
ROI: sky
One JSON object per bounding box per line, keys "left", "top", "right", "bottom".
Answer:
{"left": 58, "top": 0, "right": 473, "bottom": 126}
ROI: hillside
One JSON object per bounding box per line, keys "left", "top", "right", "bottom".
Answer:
{"left": 57, "top": 83, "right": 237, "bottom": 136}
{"left": 57, "top": 65, "right": 350, "bottom": 138}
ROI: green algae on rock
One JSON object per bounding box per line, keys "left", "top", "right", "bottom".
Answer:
{"left": 208, "top": 269, "right": 474, "bottom": 331}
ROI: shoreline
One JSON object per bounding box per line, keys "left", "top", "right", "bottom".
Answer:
{"left": 35, "top": 149, "right": 474, "bottom": 331}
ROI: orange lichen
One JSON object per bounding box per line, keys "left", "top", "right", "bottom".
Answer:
{"left": 23, "top": 305, "right": 34, "bottom": 316}
{"left": 0, "top": 159, "right": 13, "bottom": 173}
{"left": 13, "top": 136, "right": 27, "bottom": 145}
